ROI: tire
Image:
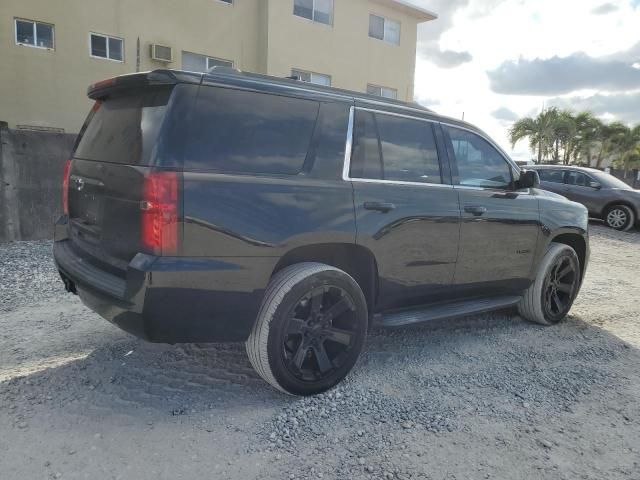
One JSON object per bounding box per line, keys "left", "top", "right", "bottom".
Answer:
{"left": 604, "top": 204, "right": 634, "bottom": 231}
{"left": 246, "top": 263, "right": 368, "bottom": 396}
{"left": 518, "top": 243, "right": 581, "bottom": 326}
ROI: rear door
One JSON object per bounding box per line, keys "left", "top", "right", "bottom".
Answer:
{"left": 349, "top": 108, "right": 460, "bottom": 310}
{"left": 442, "top": 124, "right": 540, "bottom": 297}
{"left": 67, "top": 84, "right": 180, "bottom": 271}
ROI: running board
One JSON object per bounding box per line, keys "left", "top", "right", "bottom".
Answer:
{"left": 378, "top": 296, "right": 521, "bottom": 328}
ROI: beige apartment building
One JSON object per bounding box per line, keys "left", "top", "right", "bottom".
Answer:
{"left": 0, "top": 0, "right": 436, "bottom": 133}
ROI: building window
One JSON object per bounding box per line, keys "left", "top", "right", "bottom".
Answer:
{"left": 367, "top": 84, "right": 398, "bottom": 99}
{"left": 369, "top": 14, "right": 400, "bottom": 45}
{"left": 182, "top": 51, "right": 233, "bottom": 72}
{"left": 291, "top": 69, "right": 331, "bottom": 86}
{"left": 216, "top": 0, "right": 233, "bottom": 3}
{"left": 14, "top": 18, "right": 54, "bottom": 49}
{"left": 90, "top": 33, "right": 124, "bottom": 61}
{"left": 294, "top": 0, "right": 334, "bottom": 26}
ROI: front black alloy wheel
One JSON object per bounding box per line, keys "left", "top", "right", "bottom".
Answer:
{"left": 518, "top": 243, "right": 581, "bottom": 326}
{"left": 541, "top": 254, "right": 579, "bottom": 322}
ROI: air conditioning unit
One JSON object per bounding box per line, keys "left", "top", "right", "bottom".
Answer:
{"left": 150, "top": 44, "right": 173, "bottom": 63}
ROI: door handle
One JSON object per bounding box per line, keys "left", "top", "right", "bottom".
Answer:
{"left": 364, "top": 201, "right": 396, "bottom": 213}
{"left": 464, "top": 205, "right": 487, "bottom": 216}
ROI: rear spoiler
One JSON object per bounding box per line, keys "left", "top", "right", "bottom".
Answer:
{"left": 87, "top": 69, "right": 203, "bottom": 100}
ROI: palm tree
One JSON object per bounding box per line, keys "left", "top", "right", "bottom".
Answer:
{"left": 595, "top": 122, "right": 629, "bottom": 169}
{"left": 610, "top": 124, "right": 640, "bottom": 175}
{"left": 552, "top": 110, "right": 576, "bottom": 165}
{"left": 509, "top": 109, "right": 556, "bottom": 164}
{"left": 572, "top": 112, "right": 602, "bottom": 167}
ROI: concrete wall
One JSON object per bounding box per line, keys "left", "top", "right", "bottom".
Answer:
{"left": 0, "top": 125, "right": 75, "bottom": 242}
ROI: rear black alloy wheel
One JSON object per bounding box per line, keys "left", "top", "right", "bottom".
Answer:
{"left": 246, "top": 263, "right": 368, "bottom": 396}
{"left": 282, "top": 286, "right": 357, "bottom": 382}
{"left": 541, "top": 253, "right": 579, "bottom": 323}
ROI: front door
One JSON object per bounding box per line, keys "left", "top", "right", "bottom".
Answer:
{"left": 442, "top": 124, "right": 540, "bottom": 298}
{"left": 562, "top": 170, "right": 602, "bottom": 214}
{"left": 349, "top": 108, "right": 461, "bottom": 310}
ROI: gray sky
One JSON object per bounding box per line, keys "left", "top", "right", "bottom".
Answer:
{"left": 410, "top": 0, "right": 640, "bottom": 161}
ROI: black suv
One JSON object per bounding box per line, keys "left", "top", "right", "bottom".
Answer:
{"left": 530, "top": 165, "right": 640, "bottom": 231}
{"left": 54, "top": 69, "right": 589, "bottom": 395}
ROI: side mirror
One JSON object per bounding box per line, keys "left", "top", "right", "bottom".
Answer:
{"left": 518, "top": 169, "right": 540, "bottom": 189}
{"left": 590, "top": 181, "right": 602, "bottom": 190}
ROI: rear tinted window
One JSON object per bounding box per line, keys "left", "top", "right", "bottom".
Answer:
{"left": 350, "top": 110, "right": 442, "bottom": 184}
{"left": 376, "top": 113, "right": 441, "bottom": 184}
{"left": 74, "top": 87, "right": 172, "bottom": 165}
{"left": 184, "top": 86, "right": 320, "bottom": 174}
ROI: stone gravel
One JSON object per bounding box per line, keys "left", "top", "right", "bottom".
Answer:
{"left": 1, "top": 223, "right": 639, "bottom": 480}
{"left": 0, "top": 240, "right": 63, "bottom": 313}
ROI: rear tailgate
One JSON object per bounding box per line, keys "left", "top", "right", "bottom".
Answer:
{"left": 65, "top": 73, "right": 194, "bottom": 274}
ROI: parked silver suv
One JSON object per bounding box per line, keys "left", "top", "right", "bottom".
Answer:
{"left": 530, "top": 165, "right": 640, "bottom": 231}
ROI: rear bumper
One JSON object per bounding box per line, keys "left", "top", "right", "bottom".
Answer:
{"left": 53, "top": 218, "right": 274, "bottom": 343}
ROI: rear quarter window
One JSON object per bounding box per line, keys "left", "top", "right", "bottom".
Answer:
{"left": 74, "top": 86, "right": 172, "bottom": 165}
{"left": 184, "top": 86, "right": 320, "bottom": 175}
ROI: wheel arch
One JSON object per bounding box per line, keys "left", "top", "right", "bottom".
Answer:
{"left": 550, "top": 232, "right": 587, "bottom": 282}
{"left": 271, "top": 243, "right": 379, "bottom": 320}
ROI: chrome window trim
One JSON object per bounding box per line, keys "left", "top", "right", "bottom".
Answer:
{"left": 341, "top": 106, "right": 453, "bottom": 189}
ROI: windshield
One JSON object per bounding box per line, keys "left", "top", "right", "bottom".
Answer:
{"left": 591, "top": 171, "right": 634, "bottom": 190}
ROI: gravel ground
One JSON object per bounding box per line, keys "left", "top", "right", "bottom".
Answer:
{"left": 1, "top": 223, "right": 639, "bottom": 480}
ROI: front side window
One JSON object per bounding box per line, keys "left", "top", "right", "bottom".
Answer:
{"left": 350, "top": 110, "right": 442, "bottom": 184}
{"left": 369, "top": 14, "right": 400, "bottom": 44}
{"left": 90, "top": 33, "right": 123, "bottom": 61}
{"left": 367, "top": 84, "right": 398, "bottom": 99}
{"left": 184, "top": 87, "right": 320, "bottom": 175}
{"left": 566, "top": 171, "right": 595, "bottom": 187}
{"left": 15, "top": 19, "right": 54, "bottom": 49}
{"left": 445, "top": 126, "right": 512, "bottom": 189}
{"left": 294, "top": 0, "right": 334, "bottom": 25}
{"left": 182, "top": 51, "right": 233, "bottom": 72}
{"left": 291, "top": 69, "right": 331, "bottom": 86}
{"left": 538, "top": 169, "right": 565, "bottom": 184}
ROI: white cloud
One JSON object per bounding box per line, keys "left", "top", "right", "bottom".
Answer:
{"left": 412, "top": 0, "right": 640, "bottom": 161}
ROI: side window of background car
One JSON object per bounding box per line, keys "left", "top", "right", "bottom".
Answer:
{"left": 350, "top": 110, "right": 442, "bottom": 184}
{"left": 444, "top": 126, "right": 512, "bottom": 189}
{"left": 567, "top": 171, "right": 594, "bottom": 187}
{"left": 538, "top": 169, "right": 565, "bottom": 184}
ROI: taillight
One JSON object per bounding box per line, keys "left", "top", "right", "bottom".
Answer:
{"left": 62, "top": 159, "right": 72, "bottom": 215}
{"left": 141, "top": 171, "right": 178, "bottom": 255}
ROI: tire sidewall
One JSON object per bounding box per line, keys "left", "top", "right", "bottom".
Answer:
{"left": 533, "top": 245, "right": 580, "bottom": 325}
{"left": 266, "top": 269, "right": 368, "bottom": 396}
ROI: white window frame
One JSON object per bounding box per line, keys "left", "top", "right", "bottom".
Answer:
{"left": 206, "top": 56, "right": 234, "bottom": 69}
{"left": 293, "top": 0, "right": 334, "bottom": 26}
{"left": 367, "top": 84, "right": 398, "bottom": 99}
{"left": 89, "top": 32, "right": 124, "bottom": 62}
{"left": 369, "top": 14, "right": 401, "bottom": 45}
{"left": 291, "top": 69, "right": 332, "bottom": 86}
{"left": 14, "top": 18, "right": 55, "bottom": 50}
